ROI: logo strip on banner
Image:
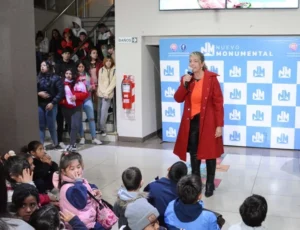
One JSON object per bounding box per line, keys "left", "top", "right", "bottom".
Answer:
{"left": 159, "top": 37, "right": 300, "bottom": 150}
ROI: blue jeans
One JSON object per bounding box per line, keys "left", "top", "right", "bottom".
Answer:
{"left": 97, "top": 98, "right": 111, "bottom": 131}
{"left": 38, "top": 104, "right": 58, "bottom": 146}
{"left": 80, "top": 99, "right": 97, "bottom": 138}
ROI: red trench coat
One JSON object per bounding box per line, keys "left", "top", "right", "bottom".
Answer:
{"left": 173, "top": 70, "right": 224, "bottom": 161}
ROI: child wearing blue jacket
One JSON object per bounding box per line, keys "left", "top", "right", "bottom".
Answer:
{"left": 165, "top": 175, "right": 220, "bottom": 230}
{"left": 144, "top": 161, "right": 187, "bottom": 227}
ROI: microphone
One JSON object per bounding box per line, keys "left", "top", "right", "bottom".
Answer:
{"left": 185, "top": 68, "right": 194, "bottom": 89}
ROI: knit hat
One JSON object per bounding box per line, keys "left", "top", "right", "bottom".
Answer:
{"left": 125, "top": 198, "right": 159, "bottom": 230}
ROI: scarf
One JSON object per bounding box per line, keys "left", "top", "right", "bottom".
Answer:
{"left": 74, "top": 81, "right": 87, "bottom": 92}
{"left": 64, "top": 79, "right": 76, "bottom": 106}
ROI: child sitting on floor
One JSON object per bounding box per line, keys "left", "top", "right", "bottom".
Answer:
{"left": 114, "top": 167, "right": 147, "bottom": 228}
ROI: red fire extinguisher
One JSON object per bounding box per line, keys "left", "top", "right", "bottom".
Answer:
{"left": 122, "top": 75, "right": 134, "bottom": 109}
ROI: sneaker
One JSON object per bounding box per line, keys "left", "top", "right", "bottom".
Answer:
{"left": 99, "top": 131, "right": 107, "bottom": 137}
{"left": 92, "top": 139, "right": 102, "bottom": 145}
{"left": 59, "top": 142, "right": 66, "bottom": 149}
{"left": 79, "top": 137, "right": 85, "bottom": 145}
{"left": 65, "top": 144, "right": 77, "bottom": 152}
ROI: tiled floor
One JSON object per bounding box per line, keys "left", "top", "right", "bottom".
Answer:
{"left": 47, "top": 137, "right": 300, "bottom": 230}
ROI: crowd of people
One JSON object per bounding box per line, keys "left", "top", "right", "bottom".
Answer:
{"left": 0, "top": 146, "right": 268, "bottom": 230}
{"left": 35, "top": 21, "right": 116, "bottom": 151}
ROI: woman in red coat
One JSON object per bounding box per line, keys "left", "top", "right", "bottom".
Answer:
{"left": 173, "top": 51, "right": 224, "bottom": 197}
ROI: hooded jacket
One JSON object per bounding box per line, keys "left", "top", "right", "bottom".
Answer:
{"left": 72, "top": 17, "right": 87, "bottom": 38}
{"left": 144, "top": 177, "right": 178, "bottom": 227}
{"left": 113, "top": 186, "right": 148, "bottom": 228}
{"left": 165, "top": 198, "right": 220, "bottom": 230}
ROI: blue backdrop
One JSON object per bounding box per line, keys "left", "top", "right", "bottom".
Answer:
{"left": 159, "top": 37, "right": 300, "bottom": 150}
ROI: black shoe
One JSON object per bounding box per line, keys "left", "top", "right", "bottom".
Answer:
{"left": 54, "top": 145, "right": 62, "bottom": 150}
{"left": 108, "top": 107, "right": 113, "bottom": 115}
{"left": 205, "top": 175, "right": 215, "bottom": 197}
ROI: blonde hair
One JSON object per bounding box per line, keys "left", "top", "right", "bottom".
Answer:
{"left": 190, "top": 51, "right": 207, "bottom": 70}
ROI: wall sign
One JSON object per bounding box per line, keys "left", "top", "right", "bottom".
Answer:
{"left": 160, "top": 37, "right": 300, "bottom": 150}
{"left": 118, "top": 37, "right": 138, "bottom": 44}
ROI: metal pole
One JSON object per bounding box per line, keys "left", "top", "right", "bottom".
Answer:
{"left": 45, "top": 0, "right": 48, "bottom": 10}
{"left": 76, "top": 0, "right": 79, "bottom": 17}
{"left": 72, "top": 4, "right": 114, "bottom": 56}
{"left": 83, "top": 0, "right": 86, "bottom": 17}
{"left": 94, "top": 30, "right": 97, "bottom": 46}
{"left": 42, "top": 0, "right": 76, "bottom": 33}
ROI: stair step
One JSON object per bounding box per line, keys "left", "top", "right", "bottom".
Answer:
{"left": 45, "top": 130, "right": 118, "bottom": 143}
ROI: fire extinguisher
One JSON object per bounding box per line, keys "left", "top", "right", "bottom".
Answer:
{"left": 121, "top": 75, "right": 134, "bottom": 109}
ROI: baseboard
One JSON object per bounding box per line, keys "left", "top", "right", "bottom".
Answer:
{"left": 118, "top": 129, "right": 161, "bottom": 143}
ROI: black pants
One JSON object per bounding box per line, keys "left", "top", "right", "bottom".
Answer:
{"left": 188, "top": 114, "right": 216, "bottom": 178}
{"left": 62, "top": 106, "right": 82, "bottom": 146}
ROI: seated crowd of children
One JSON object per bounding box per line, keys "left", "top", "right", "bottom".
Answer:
{"left": 0, "top": 143, "right": 268, "bottom": 230}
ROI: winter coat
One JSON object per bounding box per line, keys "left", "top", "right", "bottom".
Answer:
{"left": 59, "top": 175, "right": 103, "bottom": 229}
{"left": 173, "top": 70, "right": 224, "bottom": 161}
{"left": 37, "top": 72, "right": 65, "bottom": 108}
{"left": 60, "top": 79, "right": 89, "bottom": 109}
{"left": 165, "top": 198, "right": 220, "bottom": 230}
{"left": 49, "top": 37, "right": 62, "bottom": 60}
{"left": 72, "top": 17, "right": 87, "bottom": 38}
{"left": 55, "top": 59, "right": 76, "bottom": 78}
{"left": 1, "top": 218, "right": 34, "bottom": 230}
{"left": 113, "top": 186, "right": 148, "bottom": 228}
{"left": 144, "top": 177, "right": 178, "bottom": 227}
{"left": 97, "top": 66, "right": 116, "bottom": 99}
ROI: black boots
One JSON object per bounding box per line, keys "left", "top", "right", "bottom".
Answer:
{"left": 190, "top": 152, "right": 201, "bottom": 177}
{"left": 189, "top": 154, "right": 216, "bottom": 197}
{"left": 205, "top": 159, "right": 216, "bottom": 197}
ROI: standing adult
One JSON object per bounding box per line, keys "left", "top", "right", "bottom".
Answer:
{"left": 55, "top": 47, "right": 76, "bottom": 148}
{"left": 173, "top": 51, "right": 224, "bottom": 197}
{"left": 49, "top": 29, "right": 63, "bottom": 63}
{"left": 37, "top": 61, "right": 64, "bottom": 148}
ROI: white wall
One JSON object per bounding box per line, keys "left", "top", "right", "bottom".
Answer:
{"left": 88, "top": 0, "right": 113, "bottom": 17}
{"left": 115, "top": 0, "right": 300, "bottom": 139}
{"left": 142, "top": 45, "right": 161, "bottom": 137}
{"left": 34, "top": 8, "right": 77, "bottom": 38}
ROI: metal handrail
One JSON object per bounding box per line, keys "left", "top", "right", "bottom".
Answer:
{"left": 42, "top": 0, "right": 77, "bottom": 33}
{"left": 72, "top": 4, "right": 115, "bottom": 57}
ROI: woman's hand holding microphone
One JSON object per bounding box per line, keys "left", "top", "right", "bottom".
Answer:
{"left": 183, "top": 74, "right": 193, "bottom": 88}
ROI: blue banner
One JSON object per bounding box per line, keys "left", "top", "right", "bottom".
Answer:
{"left": 159, "top": 37, "right": 300, "bottom": 150}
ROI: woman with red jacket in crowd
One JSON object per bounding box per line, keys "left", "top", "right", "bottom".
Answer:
{"left": 75, "top": 32, "right": 92, "bottom": 60}
{"left": 57, "top": 28, "right": 76, "bottom": 55}
{"left": 173, "top": 51, "right": 224, "bottom": 198}
{"left": 60, "top": 68, "right": 88, "bottom": 151}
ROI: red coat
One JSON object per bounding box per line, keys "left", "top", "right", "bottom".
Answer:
{"left": 173, "top": 70, "right": 224, "bottom": 161}
{"left": 60, "top": 81, "right": 89, "bottom": 109}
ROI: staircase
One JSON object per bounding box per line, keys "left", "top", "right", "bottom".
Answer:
{"left": 41, "top": 2, "right": 118, "bottom": 144}
{"left": 81, "top": 9, "right": 115, "bottom": 45}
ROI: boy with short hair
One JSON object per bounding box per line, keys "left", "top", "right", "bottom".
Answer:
{"left": 229, "top": 194, "right": 268, "bottom": 230}
{"left": 114, "top": 167, "right": 147, "bottom": 228}
{"left": 144, "top": 161, "right": 188, "bottom": 227}
{"left": 165, "top": 175, "right": 220, "bottom": 229}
